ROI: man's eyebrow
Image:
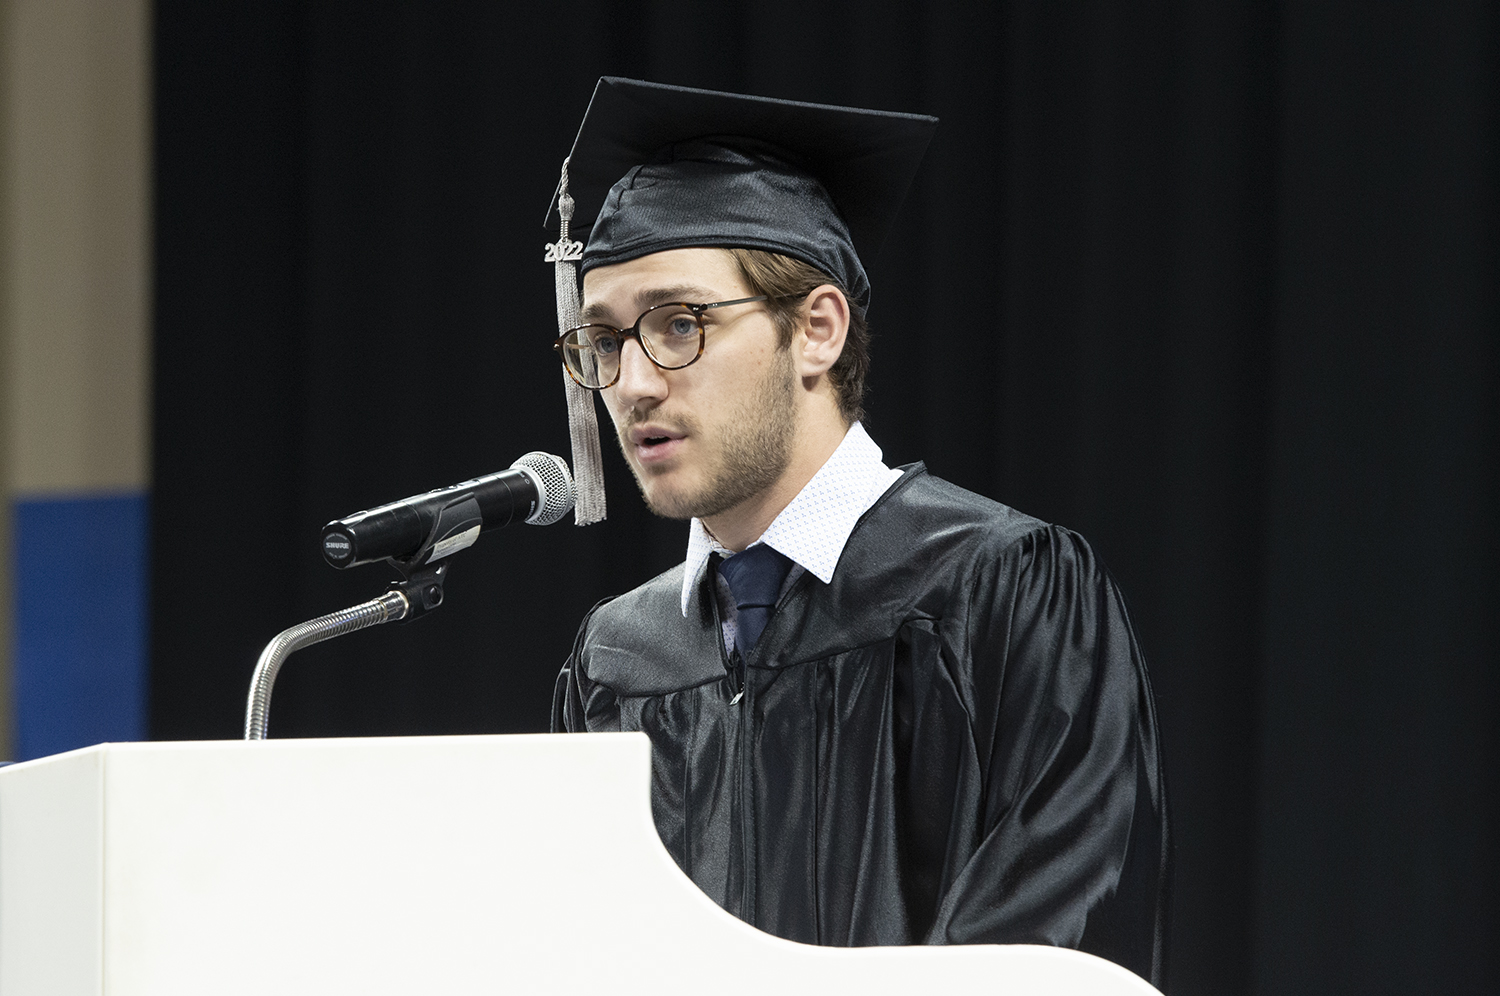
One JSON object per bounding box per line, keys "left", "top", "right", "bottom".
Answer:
{"left": 578, "top": 285, "right": 721, "bottom": 325}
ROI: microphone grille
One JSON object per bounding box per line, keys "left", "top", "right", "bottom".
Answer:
{"left": 511, "top": 451, "right": 576, "bottom": 525}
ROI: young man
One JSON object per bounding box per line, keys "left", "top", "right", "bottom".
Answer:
{"left": 550, "top": 79, "right": 1169, "bottom": 987}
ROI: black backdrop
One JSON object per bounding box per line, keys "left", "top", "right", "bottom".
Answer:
{"left": 150, "top": 4, "right": 1496, "bottom": 994}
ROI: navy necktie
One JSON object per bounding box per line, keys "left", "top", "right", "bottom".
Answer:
{"left": 716, "top": 544, "right": 794, "bottom": 652}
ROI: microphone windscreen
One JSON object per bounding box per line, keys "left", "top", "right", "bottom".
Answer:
{"left": 511, "top": 451, "right": 575, "bottom": 526}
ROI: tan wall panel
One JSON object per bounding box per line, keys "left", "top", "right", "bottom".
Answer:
{"left": 2, "top": 0, "right": 151, "bottom": 497}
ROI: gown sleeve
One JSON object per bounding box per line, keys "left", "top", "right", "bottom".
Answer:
{"left": 550, "top": 662, "right": 580, "bottom": 733}
{"left": 551, "top": 598, "right": 618, "bottom": 735}
{"left": 925, "top": 524, "right": 1170, "bottom": 985}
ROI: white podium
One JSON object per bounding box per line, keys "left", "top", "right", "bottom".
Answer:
{"left": 0, "top": 733, "right": 1159, "bottom": 994}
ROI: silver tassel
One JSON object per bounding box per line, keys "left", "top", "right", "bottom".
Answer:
{"left": 545, "top": 160, "right": 606, "bottom": 524}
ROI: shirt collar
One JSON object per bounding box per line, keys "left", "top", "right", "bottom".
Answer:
{"left": 681, "top": 422, "right": 897, "bottom": 616}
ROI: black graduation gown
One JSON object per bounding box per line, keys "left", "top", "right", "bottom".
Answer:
{"left": 553, "top": 465, "right": 1170, "bottom": 987}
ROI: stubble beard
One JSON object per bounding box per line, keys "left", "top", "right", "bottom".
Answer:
{"left": 618, "top": 346, "right": 797, "bottom": 521}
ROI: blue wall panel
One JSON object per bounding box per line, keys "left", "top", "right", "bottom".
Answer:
{"left": 13, "top": 493, "right": 149, "bottom": 760}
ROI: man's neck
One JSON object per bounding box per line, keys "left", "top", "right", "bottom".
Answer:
{"left": 701, "top": 415, "right": 850, "bottom": 552}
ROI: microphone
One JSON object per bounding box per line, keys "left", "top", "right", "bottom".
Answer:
{"left": 320, "top": 451, "right": 574, "bottom": 569}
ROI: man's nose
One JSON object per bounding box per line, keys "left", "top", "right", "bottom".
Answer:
{"left": 610, "top": 337, "right": 668, "bottom": 409}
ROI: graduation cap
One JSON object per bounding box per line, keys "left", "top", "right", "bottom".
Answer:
{"left": 544, "top": 78, "right": 938, "bottom": 525}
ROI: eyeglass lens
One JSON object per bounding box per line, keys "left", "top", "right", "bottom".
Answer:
{"left": 560, "top": 304, "right": 702, "bottom": 388}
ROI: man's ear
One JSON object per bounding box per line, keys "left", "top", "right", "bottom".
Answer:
{"left": 795, "top": 285, "right": 850, "bottom": 379}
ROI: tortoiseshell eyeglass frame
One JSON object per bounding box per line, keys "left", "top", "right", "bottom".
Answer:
{"left": 553, "top": 295, "right": 769, "bottom": 390}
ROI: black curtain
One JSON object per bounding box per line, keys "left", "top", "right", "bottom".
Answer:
{"left": 151, "top": 4, "right": 1497, "bottom": 994}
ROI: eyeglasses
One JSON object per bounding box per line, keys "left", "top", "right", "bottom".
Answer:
{"left": 554, "top": 296, "right": 769, "bottom": 390}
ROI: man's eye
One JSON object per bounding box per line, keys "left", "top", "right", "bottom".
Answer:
{"left": 664, "top": 316, "right": 697, "bottom": 338}
{"left": 592, "top": 335, "right": 620, "bottom": 355}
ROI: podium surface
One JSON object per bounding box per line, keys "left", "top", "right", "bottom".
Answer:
{"left": 0, "top": 733, "right": 1159, "bottom": 994}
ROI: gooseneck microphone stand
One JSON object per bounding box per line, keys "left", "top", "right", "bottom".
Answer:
{"left": 242, "top": 559, "right": 450, "bottom": 741}
{"left": 241, "top": 451, "right": 576, "bottom": 740}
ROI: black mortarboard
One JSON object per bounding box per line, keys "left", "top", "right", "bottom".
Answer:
{"left": 543, "top": 78, "right": 938, "bottom": 525}
{"left": 551, "top": 77, "right": 938, "bottom": 310}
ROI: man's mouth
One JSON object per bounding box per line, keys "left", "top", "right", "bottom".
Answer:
{"left": 628, "top": 425, "right": 687, "bottom": 462}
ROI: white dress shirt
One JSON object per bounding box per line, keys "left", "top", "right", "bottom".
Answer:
{"left": 680, "top": 422, "right": 905, "bottom": 653}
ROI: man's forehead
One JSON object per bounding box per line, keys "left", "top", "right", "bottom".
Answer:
{"left": 579, "top": 249, "right": 746, "bottom": 319}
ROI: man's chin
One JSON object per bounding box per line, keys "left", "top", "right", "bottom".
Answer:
{"left": 629, "top": 467, "right": 702, "bottom": 521}
{"left": 640, "top": 487, "right": 704, "bottom": 521}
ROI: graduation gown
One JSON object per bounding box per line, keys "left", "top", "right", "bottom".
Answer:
{"left": 553, "top": 465, "right": 1170, "bottom": 986}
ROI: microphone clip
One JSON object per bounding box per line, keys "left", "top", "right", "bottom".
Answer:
{"left": 387, "top": 559, "right": 449, "bottom": 623}
{"left": 380, "top": 491, "right": 480, "bottom": 621}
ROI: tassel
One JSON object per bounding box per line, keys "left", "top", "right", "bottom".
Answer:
{"left": 545, "top": 160, "right": 606, "bottom": 524}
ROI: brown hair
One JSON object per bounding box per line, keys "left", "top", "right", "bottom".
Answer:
{"left": 727, "top": 248, "right": 870, "bottom": 425}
